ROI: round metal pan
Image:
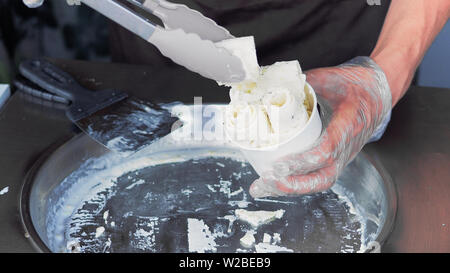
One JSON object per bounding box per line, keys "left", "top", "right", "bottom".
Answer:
{"left": 20, "top": 105, "right": 396, "bottom": 253}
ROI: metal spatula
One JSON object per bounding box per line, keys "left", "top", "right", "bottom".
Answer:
{"left": 19, "top": 59, "right": 180, "bottom": 156}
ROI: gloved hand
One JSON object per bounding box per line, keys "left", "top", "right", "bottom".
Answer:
{"left": 23, "top": 0, "right": 44, "bottom": 8}
{"left": 249, "top": 56, "right": 392, "bottom": 198}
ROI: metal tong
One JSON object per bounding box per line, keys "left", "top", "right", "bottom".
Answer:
{"left": 80, "top": 0, "right": 246, "bottom": 83}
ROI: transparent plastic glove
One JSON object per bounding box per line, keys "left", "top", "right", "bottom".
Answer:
{"left": 250, "top": 57, "right": 392, "bottom": 198}
{"left": 368, "top": 109, "right": 391, "bottom": 142}
{"left": 23, "top": 0, "right": 44, "bottom": 8}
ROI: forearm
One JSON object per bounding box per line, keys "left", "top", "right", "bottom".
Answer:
{"left": 370, "top": 0, "right": 450, "bottom": 106}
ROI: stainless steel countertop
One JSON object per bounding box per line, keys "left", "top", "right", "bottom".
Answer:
{"left": 0, "top": 59, "right": 448, "bottom": 252}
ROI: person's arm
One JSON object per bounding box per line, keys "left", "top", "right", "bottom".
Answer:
{"left": 250, "top": 1, "right": 450, "bottom": 198}
{"left": 371, "top": 0, "right": 450, "bottom": 106}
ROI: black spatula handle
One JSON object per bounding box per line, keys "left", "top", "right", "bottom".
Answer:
{"left": 19, "top": 59, "right": 128, "bottom": 122}
{"left": 14, "top": 78, "right": 70, "bottom": 104}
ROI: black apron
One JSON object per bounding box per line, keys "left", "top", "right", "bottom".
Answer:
{"left": 109, "top": 0, "right": 391, "bottom": 103}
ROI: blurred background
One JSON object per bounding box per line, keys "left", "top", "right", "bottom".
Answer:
{"left": 0, "top": 0, "right": 449, "bottom": 88}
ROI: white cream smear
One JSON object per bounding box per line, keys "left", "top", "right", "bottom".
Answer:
{"left": 95, "top": 226, "right": 105, "bottom": 238}
{"left": 235, "top": 209, "right": 285, "bottom": 228}
{"left": 46, "top": 149, "right": 368, "bottom": 253}
{"left": 240, "top": 231, "right": 256, "bottom": 248}
{"left": 187, "top": 218, "right": 217, "bottom": 253}
{"left": 263, "top": 233, "right": 271, "bottom": 243}
{"left": 0, "top": 186, "right": 8, "bottom": 196}
{"left": 216, "top": 36, "right": 309, "bottom": 148}
{"left": 235, "top": 209, "right": 289, "bottom": 251}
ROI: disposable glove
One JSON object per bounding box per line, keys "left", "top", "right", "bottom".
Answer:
{"left": 250, "top": 57, "right": 392, "bottom": 198}
{"left": 368, "top": 109, "right": 391, "bottom": 142}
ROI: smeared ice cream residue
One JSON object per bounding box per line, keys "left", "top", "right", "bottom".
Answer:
{"left": 45, "top": 148, "right": 372, "bottom": 253}
{"left": 0, "top": 186, "right": 8, "bottom": 196}
{"left": 187, "top": 218, "right": 217, "bottom": 253}
{"left": 235, "top": 209, "right": 285, "bottom": 228}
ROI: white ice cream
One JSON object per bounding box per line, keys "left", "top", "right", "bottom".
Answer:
{"left": 23, "top": 0, "right": 44, "bottom": 8}
{"left": 95, "top": 226, "right": 105, "bottom": 238}
{"left": 235, "top": 209, "right": 285, "bottom": 228}
{"left": 240, "top": 231, "right": 256, "bottom": 248}
{"left": 216, "top": 36, "right": 260, "bottom": 83}
{"left": 216, "top": 36, "right": 310, "bottom": 148}
{"left": 263, "top": 233, "right": 272, "bottom": 243}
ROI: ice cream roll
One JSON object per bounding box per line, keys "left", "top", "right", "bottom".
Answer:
{"left": 225, "top": 102, "right": 272, "bottom": 147}
{"left": 229, "top": 82, "right": 264, "bottom": 104}
{"left": 262, "top": 88, "right": 309, "bottom": 138}
{"left": 259, "top": 61, "right": 307, "bottom": 101}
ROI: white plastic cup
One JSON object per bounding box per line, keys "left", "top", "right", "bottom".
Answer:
{"left": 227, "top": 83, "right": 322, "bottom": 177}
